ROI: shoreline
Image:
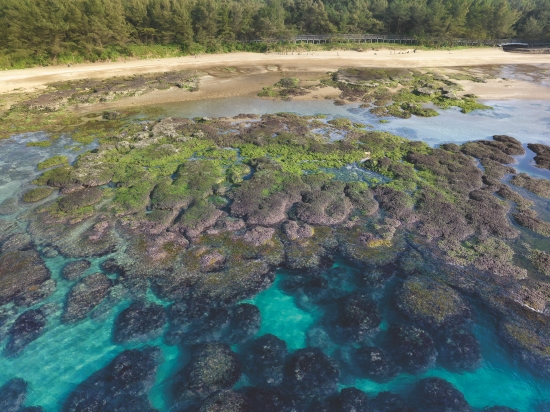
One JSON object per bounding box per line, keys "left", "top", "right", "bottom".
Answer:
{"left": 1, "top": 49, "right": 549, "bottom": 100}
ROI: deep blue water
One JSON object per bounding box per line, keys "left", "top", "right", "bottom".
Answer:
{"left": 1, "top": 98, "right": 550, "bottom": 411}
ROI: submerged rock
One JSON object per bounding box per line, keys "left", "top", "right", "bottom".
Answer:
{"left": 313, "top": 387, "right": 371, "bottom": 412}
{"left": 63, "top": 347, "right": 161, "bottom": 412}
{"left": 240, "top": 386, "right": 298, "bottom": 412}
{"left": 331, "top": 292, "right": 381, "bottom": 342}
{"left": 5, "top": 307, "right": 47, "bottom": 357}
{"left": 242, "top": 334, "right": 287, "bottom": 387}
{"left": 387, "top": 324, "right": 437, "bottom": 373}
{"left": 63, "top": 273, "right": 112, "bottom": 323}
{"left": 173, "top": 343, "right": 241, "bottom": 403}
{"left": 354, "top": 346, "right": 400, "bottom": 382}
{"left": 1, "top": 233, "right": 33, "bottom": 254}
{"left": 499, "top": 314, "right": 550, "bottom": 377}
{"left": 438, "top": 328, "right": 482, "bottom": 372}
{"left": 0, "top": 378, "right": 27, "bottom": 411}
{"left": 197, "top": 390, "right": 250, "bottom": 412}
{"left": 283, "top": 348, "right": 340, "bottom": 398}
{"left": 167, "top": 303, "right": 260, "bottom": 346}
{"left": 412, "top": 377, "right": 470, "bottom": 412}
{"left": 62, "top": 259, "right": 91, "bottom": 281}
{"left": 371, "top": 391, "right": 414, "bottom": 412}
{"left": 0, "top": 198, "right": 20, "bottom": 215}
{"left": 113, "top": 301, "right": 166, "bottom": 343}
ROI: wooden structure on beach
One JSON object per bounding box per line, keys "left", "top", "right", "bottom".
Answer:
{"left": 243, "top": 34, "right": 549, "bottom": 48}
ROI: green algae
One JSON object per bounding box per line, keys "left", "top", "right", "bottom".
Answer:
{"left": 37, "top": 155, "right": 68, "bottom": 170}
{"left": 22, "top": 187, "right": 54, "bottom": 203}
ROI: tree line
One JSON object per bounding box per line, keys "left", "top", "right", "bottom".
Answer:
{"left": 0, "top": 0, "right": 549, "bottom": 66}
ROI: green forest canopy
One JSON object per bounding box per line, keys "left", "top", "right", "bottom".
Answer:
{"left": 0, "top": 0, "right": 549, "bottom": 66}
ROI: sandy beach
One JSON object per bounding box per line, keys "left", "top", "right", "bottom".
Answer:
{"left": 1, "top": 48, "right": 549, "bottom": 107}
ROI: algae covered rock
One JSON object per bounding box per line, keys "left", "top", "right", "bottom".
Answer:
{"left": 63, "top": 347, "right": 161, "bottom": 412}
{"left": 0, "top": 250, "right": 52, "bottom": 306}
{"left": 1, "top": 233, "right": 33, "bottom": 254}
{"left": 511, "top": 173, "right": 550, "bottom": 198}
{"left": 295, "top": 181, "right": 353, "bottom": 226}
{"left": 57, "top": 187, "right": 103, "bottom": 212}
{"left": 62, "top": 259, "right": 91, "bottom": 281}
{"left": 528, "top": 143, "right": 550, "bottom": 170}
{"left": 22, "top": 187, "right": 53, "bottom": 203}
{"left": 63, "top": 273, "right": 112, "bottom": 323}
{"left": 395, "top": 276, "right": 471, "bottom": 330}
{"left": 499, "top": 315, "right": 550, "bottom": 377}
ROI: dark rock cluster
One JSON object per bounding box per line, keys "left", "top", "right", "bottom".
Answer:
{"left": 63, "top": 347, "right": 161, "bottom": 412}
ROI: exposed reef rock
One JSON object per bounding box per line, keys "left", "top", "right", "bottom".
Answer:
{"left": 395, "top": 276, "right": 471, "bottom": 331}
{"left": 3, "top": 111, "right": 550, "bottom": 411}
{"left": 511, "top": 173, "right": 550, "bottom": 198}
{"left": 528, "top": 143, "right": 550, "bottom": 170}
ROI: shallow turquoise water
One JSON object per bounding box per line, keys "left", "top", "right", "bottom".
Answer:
{"left": 1, "top": 99, "right": 550, "bottom": 410}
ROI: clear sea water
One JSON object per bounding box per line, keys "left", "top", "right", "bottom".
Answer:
{"left": 1, "top": 97, "right": 550, "bottom": 411}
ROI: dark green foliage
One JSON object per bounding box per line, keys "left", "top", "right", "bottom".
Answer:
{"left": 0, "top": 0, "right": 547, "bottom": 68}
